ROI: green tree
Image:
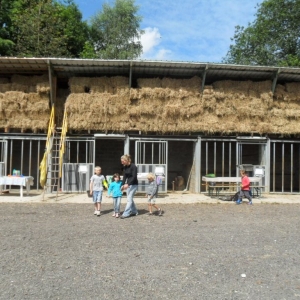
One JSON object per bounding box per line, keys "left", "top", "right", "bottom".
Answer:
{"left": 0, "top": 0, "right": 15, "bottom": 56}
{"left": 85, "top": 0, "right": 144, "bottom": 59}
{"left": 223, "top": 0, "right": 300, "bottom": 67}
{"left": 54, "top": 0, "right": 89, "bottom": 57}
{"left": 10, "top": 0, "right": 88, "bottom": 57}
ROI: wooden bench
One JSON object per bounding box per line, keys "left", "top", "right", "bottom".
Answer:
{"left": 203, "top": 182, "right": 265, "bottom": 198}
{"left": 204, "top": 183, "right": 238, "bottom": 197}
{"left": 250, "top": 186, "right": 265, "bottom": 198}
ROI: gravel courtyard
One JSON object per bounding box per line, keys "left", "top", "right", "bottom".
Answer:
{"left": 1, "top": 203, "right": 300, "bottom": 300}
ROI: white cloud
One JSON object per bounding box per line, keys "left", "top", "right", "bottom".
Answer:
{"left": 76, "top": 0, "right": 265, "bottom": 62}
{"left": 153, "top": 49, "right": 173, "bottom": 61}
{"left": 137, "top": 0, "right": 264, "bottom": 62}
{"left": 140, "top": 27, "right": 172, "bottom": 60}
{"left": 140, "top": 27, "right": 161, "bottom": 54}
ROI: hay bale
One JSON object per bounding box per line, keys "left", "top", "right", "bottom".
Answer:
{"left": 11, "top": 74, "right": 49, "bottom": 93}
{"left": 286, "top": 109, "right": 300, "bottom": 118}
{"left": 70, "top": 85, "right": 86, "bottom": 93}
{"left": 110, "top": 76, "right": 128, "bottom": 88}
{"left": 69, "top": 76, "right": 129, "bottom": 94}
{"left": 36, "top": 82, "right": 50, "bottom": 94}
{"left": 270, "top": 108, "right": 285, "bottom": 117}
{"left": 285, "top": 82, "right": 300, "bottom": 94}
{"left": 3, "top": 91, "right": 28, "bottom": 102}
{"left": 10, "top": 83, "right": 30, "bottom": 93}
{"left": 251, "top": 80, "right": 272, "bottom": 93}
{"left": 260, "top": 92, "right": 273, "bottom": 105}
{"left": 274, "top": 84, "right": 286, "bottom": 100}
{"left": 0, "top": 83, "right": 11, "bottom": 93}
{"left": 11, "top": 74, "right": 48, "bottom": 86}
{"left": 69, "top": 77, "right": 90, "bottom": 86}
{"left": 0, "top": 91, "right": 50, "bottom": 130}
{"left": 274, "top": 83, "right": 300, "bottom": 101}
{"left": 65, "top": 90, "right": 131, "bottom": 131}
{"left": 69, "top": 77, "right": 90, "bottom": 93}
{"left": 63, "top": 77, "right": 300, "bottom": 135}
{"left": 5, "top": 112, "right": 49, "bottom": 130}
{"left": 213, "top": 80, "right": 251, "bottom": 93}
{"left": 90, "top": 85, "right": 105, "bottom": 93}
{"left": 161, "top": 76, "right": 201, "bottom": 92}
{"left": 137, "top": 78, "right": 162, "bottom": 88}
{"left": 91, "top": 77, "right": 110, "bottom": 86}
{"left": 163, "top": 104, "right": 181, "bottom": 118}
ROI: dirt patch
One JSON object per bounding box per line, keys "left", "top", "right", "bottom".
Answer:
{"left": 0, "top": 203, "right": 300, "bottom": 299}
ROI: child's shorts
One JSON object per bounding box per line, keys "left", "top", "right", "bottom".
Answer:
{"left": 93, "top": 191, "right": 103, "bottom": 203}
{"left": 147, "top": 195, "right": 156, "bottom": 204}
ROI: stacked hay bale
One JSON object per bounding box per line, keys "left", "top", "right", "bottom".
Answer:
{"left": 66, "top": 76, "right": 130, "bottom": 131}
{"left": 65, "top": 76, "right": 202, "bottom": 133}
{"left": 0, "top": 74, "right": 50, "bottom": 131}
{"left": 65, "top": 75, "right": 300, "bottom": 135}
{"left": 130, "top": 76, "right": 202, "bottom": 133}
{"left": 202, "top": 80, "right": 273, "bottom": 134}
{"left": 272, "top": 83, "right": 300, "bottom": 134}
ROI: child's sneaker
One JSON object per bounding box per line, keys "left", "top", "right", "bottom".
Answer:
{"left": 236, "top": 199, "right": 242, "bottom": 205}
{"left": 147, "top": 212, "right": 153, "bottom": 216}
{"left": 112, "top": 213, "right": 116, "bottom": 217}
{"left": 94, "top": 210, "right": 97, "bottom": 215}
{"left": 158, "top": 208, "right": 163, "bottom": 216}
{"left": 96, "top": 210, "right": 101, "bottom": 216}
{"left": 248, "top": 201, "right": 253, "bottom": 205}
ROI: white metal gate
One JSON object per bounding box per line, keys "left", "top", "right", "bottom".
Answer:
{"left": 270, "top": 140, "right": 300, "bottom": 193}
{"left": 135, "top": 140, "right": 168, "bottom": 193}
{"left": 61, "top": 138, "right": 95, "bottom": 192}
{"left": 237, "top": 137, "right": 269, "bottom": 192}
{"left": 0, "top": 140, "right": 8, "bottom": 176}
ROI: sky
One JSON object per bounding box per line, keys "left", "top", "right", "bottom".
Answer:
{"left": 74, "top": 0, "right": 264, "bottom": 63}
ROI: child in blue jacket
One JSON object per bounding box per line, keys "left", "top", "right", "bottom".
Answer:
{"left": 107, "top": 173, "right": 123, "bottom": 218}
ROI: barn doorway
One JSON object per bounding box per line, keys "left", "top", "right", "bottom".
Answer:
{"left": 237, "top": 137, "right": 269, "bottom": 192}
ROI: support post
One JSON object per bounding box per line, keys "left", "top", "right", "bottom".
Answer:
{"left": 271, "top": 68, "right": 280, "bottom": 94}
{"left": 201, "top": 64, "right": 209, "bottom": 93}
{"left": 124, "top": 135, "right": 130, "bottom": 155}
{"left": 195, "top": 136, "right": 201, "bottom": 193}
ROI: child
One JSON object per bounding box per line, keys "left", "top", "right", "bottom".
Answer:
{"left": 107, "top": 173, "right": 123, "bottom": 218}
{"left": 90, "top": 166, "right": 108, "bottom": 216}
{"left": 146, "top": 173, "right": 163, "bottom": 216}
{"left": 236, "top": 169, "right": 252, "bottom": 205}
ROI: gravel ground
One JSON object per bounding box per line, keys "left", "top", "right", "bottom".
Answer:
{"left": 1, "top": 203, "right": 300, "bottom": 300}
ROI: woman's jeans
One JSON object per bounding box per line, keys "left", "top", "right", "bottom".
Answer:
{"left": 113, "top": 196, "right": 121, "bottom": 213}
{"left": 122, "top": 185, "right": 138, "bottom": 217}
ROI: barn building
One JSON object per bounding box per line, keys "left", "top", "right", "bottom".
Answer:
{"left": 1, "top": 58, "right": 300, "bottom": 195}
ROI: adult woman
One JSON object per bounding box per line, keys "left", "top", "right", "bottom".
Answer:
{"left": 120, "top": 154, "right": 139, "bottom": 218}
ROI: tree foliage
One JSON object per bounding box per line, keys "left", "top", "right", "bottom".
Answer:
{"left": 1, "top": 0, "right": 88, "bottom": 57}
{"left": 0, "top": 0, "right": 15, "bottom": 56}
{"left": 223, "top": 0, "right": 300, "bottom": 67}
{"left": 84, "top": 0, "right": 144, "bottom": 59}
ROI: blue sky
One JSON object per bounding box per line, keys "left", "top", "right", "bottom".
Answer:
{"left": 74, "top": 0, "right": 264, "bottom": 63}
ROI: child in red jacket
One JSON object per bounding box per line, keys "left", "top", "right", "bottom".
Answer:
{"left": 236, "top": 169, "right": 252, "bottom": 205}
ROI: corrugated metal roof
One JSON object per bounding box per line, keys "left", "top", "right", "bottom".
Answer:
{"left": 1, "top": 57, "right": 300, "bottom": 83}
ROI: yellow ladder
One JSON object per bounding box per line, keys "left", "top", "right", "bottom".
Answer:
{"left": 39, "top": 105, "right": 55, "bottom": 189}
{"left": 59, "top": 109, "right": 68, "bottom": 179}
{"left": 40, "top": 106, "right": 68, "bottom": 196}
